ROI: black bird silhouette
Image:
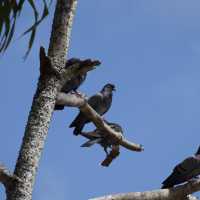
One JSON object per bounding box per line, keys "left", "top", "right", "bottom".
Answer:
{"left": 80, "top": 121, "right": 123, "bottom": 155}
{"left": 69, "top": 83, "right": 116, "bottom": 135}
{"left": 162, "top": 146, "right": 200, "bottom": 189}
{"left": 55, "top": 58, "right": 87, "bottom": 110}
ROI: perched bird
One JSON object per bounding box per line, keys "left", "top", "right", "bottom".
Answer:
{"left": 55, "top": 58, "right": 87, "bottom": 110}
{"left": 69, "top": 83, "right": 116, "bottom": 135}
{"left": 161, "top": 146, "right": 200, "bottom": 189}
{"left": 80, "top": 121, "right": 123, "bottom": 155}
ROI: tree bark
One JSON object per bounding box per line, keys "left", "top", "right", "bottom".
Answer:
{"left": 6, "top": 0, "right": 78, "bottom": 199}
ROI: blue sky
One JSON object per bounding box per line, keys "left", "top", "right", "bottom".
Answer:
{"left": 1, "top": 0, "right": 200, "bottom": 199}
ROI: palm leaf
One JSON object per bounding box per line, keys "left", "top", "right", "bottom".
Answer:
{"left": 23, "top": 0, "right": 50, "bottom": 58}
{"left": 0, "top": 0, "right": 51, "bottom": 57}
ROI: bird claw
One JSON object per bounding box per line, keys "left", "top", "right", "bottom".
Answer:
{"left": 101, "top": 116, "right": 106, "bottom": 121}
{"left": 70, "top": 90, "right": 87, "bottom": 99}
{"left": 189, "top": 176, "right": 200, "bottom": 182}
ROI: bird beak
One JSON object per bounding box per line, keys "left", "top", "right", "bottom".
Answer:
{"left": 113, "top": 87, "right": 116, "bottom": 91}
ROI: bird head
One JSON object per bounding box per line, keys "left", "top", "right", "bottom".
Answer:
{"left": 195, "top": 145, "right": 200, "bottom": 155}
{"left": 101, "top": 83, "right": 116, "bottom": 93}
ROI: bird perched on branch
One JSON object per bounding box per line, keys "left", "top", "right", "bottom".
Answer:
{"left": 80, "top": 121, "right": 123, "bottom": 155}
{"left": 69, "top": 83, "right": 116, "bottom": 135}
{"left": 161, "top": 146, "right": 200, "bottom": 189}
{"left": 80, "top": 121, "right": 123, "bottom": 167}
{"left": 54, "top": 58, "right": 87, "bottom": 110}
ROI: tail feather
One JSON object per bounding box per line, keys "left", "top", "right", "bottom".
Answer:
{"left": 73, "top": 124, "right": 85, "bottom": 135}
{"left": 161, "top": 172, "right": 179, "bottom": 189}
{"left": 70, "top": 112, "right": 89, "bottom": 135}
{"left": 161, "top": 184, "right": 173, "bottom": 189}
{"left": 81, "top": 138, "right": 102, "bottom": 147}
{"left": 69, "top": 113, "right": 83, "bottom": 128}
{"left": 54, "top": 105, "right": 64, "bottom": 110}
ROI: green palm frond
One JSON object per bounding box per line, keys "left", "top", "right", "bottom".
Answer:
{"left": 0, "top": 0, "right": 52, "bottom": 58}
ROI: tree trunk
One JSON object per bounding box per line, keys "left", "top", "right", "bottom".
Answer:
{"left": 6, "top": 0, "right": 78, "bottom": 199}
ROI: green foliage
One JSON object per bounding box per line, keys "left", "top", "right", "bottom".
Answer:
{"left": 0, "top": 0, "right": 51, "bottom": 58}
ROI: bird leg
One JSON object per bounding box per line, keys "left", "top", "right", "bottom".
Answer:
{"left": 101, "top": 145, "right": 120, "bottom": 167}
{"left": 103, "top": 147, "right": 109, "bottom": 156}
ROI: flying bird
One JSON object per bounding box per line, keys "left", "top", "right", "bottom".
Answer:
{"left": 69, "top": 83, "right": 116, "bottom": 135}
{"left": 55, "top": 58, "right": 87, "bottom": 110}
{"left": 80, "top": 121, "right": 123, "bottom": 155}
{"left": 161, "top": 146, "right": 200, "bottom": 189}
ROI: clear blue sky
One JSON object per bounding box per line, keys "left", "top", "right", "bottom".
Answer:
{"left": 1, "top": 0, "right": 200, "bottom": 199}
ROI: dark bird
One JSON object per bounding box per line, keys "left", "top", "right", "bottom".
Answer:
{"left": 161, "top": 146, "right": 200, "bottom": 189}
{"left": 69, "top": 83, "right": 116, "bottom": 135}
{"left": 80, "top": 121, "right": 123, "bottom": 155}
{"left": 55, "top": 58, "right": 87, "bottom": 110}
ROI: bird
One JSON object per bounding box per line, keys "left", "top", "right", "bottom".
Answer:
{"left": 80, "top": 121, "right": 123, "bottom": 155}
{"left": 54, "top": 58, "right": 87, "bottom": 110}
{"left": 161, "top": 146, "right": 200, "bottom": 189}
{"left": 69, "top": 83, "right": 116, "bottom": 135}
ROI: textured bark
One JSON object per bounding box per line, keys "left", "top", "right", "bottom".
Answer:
{"left": 6, "top": 0, "right": 78, "bottom": 200}
{"left": 89, "top": 179, "right": 200, "bottom": 200}
{"left": 48, "top": 0, "right": 78, "bottom": 65}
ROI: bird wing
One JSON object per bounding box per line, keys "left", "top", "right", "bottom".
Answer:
{"left": 87, "top": 93, "right": 104, "bottom": 113}
{"left": 80, "top": 131, "right": 101, "bottom": 140}
{"left": 69, "top": 93, "right": 102, "bottom": 127}
{"left": 61, "top": 73, "right": 86, "bottom": 93}
{"left": 88, "top": 93, "right": 103, "bottom": 107}
{"left": 173, "top": 157, "right": 200, "bottom": 175}
{"left": 69, "top": 112, "right": 85, "bottom": 127}
{"left": 162, "top": 156, "right": 200, "bottom": 187}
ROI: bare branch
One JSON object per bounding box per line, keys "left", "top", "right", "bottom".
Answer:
{"left": 56, "top": 92, "right": 86, "bottom": 107}
{"left": 89, "top": 179, "right": 200, "bottom": 200}
{"left": 79, "top": 103, "right": 144, "bottom": 152}
{"left": 0, "top": 164, "right": 13, "bottom": 187}
{"left": 0, "top": 164, "right": 20, "bottom": 190}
